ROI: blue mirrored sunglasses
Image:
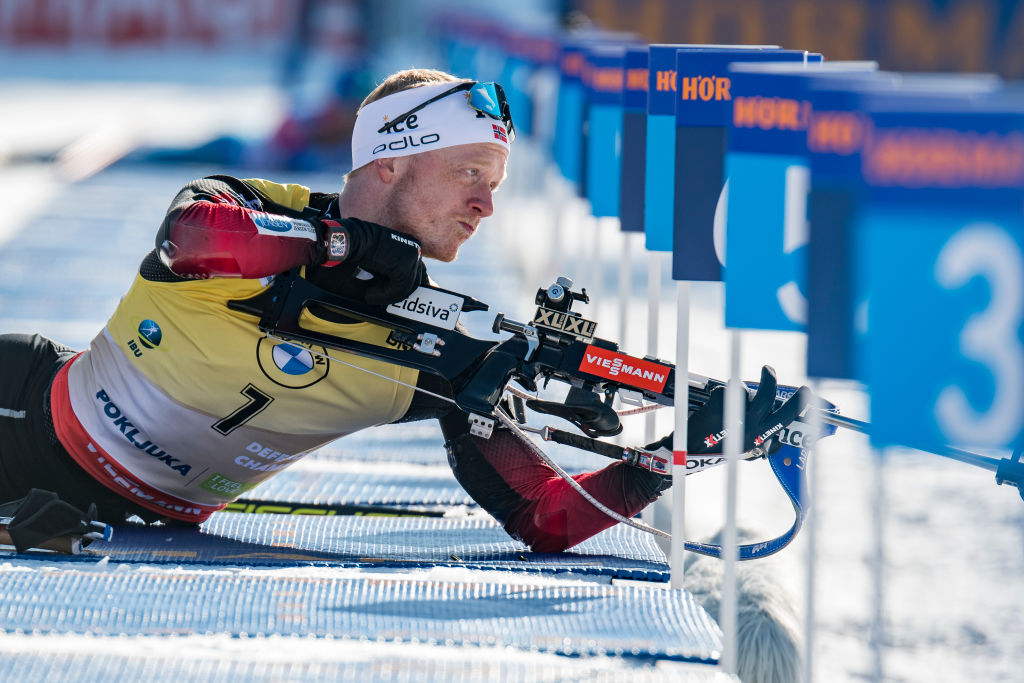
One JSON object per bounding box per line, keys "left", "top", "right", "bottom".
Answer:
{"left": 377, "top": 81, "right": 516, "bottom": 142}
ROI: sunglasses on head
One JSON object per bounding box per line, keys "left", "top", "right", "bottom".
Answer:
{"left": 377, "top": 81, "right": 516, "bottom": 142}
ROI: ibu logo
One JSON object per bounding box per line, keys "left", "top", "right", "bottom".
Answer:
{"left": 272, "top": 342, "right": 314, "bottom": 375}
{"left": 137, "top": 320, "right": 162, "bottom": 349}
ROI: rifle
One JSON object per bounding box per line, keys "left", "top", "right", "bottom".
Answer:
{"left": 226, "top": 271, "right": 836, "bottom": 559}
{"left": 233, "top": 272, "right": 722, "bottom": 442}
{"left": 230, "top": 271, "right": 1024, "bottom": 508}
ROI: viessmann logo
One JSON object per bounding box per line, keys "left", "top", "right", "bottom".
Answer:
{"left": 386, "top": 286, "right": 463, "bottom": 330}
{"left": 578, "top": 346, "right": 670, "bottom": 393}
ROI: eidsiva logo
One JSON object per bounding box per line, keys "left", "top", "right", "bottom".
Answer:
{"left": 386, "top": 287, "right": 463, "bottom": 331}
{"left": 256, "top": 338, "right": 329, "bottom": 389}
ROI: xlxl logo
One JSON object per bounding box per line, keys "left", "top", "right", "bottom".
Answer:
{"left": 533, "top": 307, "right": 597, "bottom": 341}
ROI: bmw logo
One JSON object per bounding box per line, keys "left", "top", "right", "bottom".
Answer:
{"left": 137, "top": 319, "right": 163, "bottom": 349}
{"left": 257, "top": 338, "right": 329, "bottom": 389}
{"left": 272, "top": 342, "right": 314, "bottom": 375}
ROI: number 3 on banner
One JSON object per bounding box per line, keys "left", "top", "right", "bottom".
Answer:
{"left": 934, "top": 223, "right": 1024, "bottom": 445}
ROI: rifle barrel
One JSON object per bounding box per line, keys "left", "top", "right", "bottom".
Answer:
{"left": 818, "top": 410, "right": 1001, "bottom": 473}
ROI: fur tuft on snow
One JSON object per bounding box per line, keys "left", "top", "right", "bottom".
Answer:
{"left": 683, "top": 528, "right": 801, "bottom": 683}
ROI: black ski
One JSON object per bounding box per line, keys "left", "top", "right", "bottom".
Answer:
{"left": 226, "top": 498, "right": 450, "bottom": 517}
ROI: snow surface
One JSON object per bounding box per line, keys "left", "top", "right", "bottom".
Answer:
{"left": 0, "top": 42, "right": 1022, "bottom": 683}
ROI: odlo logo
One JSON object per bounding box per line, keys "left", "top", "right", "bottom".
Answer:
{"left": 372, "top": 133, "right": 440, "bottom": 156}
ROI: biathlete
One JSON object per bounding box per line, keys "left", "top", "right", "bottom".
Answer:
{"left": 0, "top": 69, "right": 808, "bottom": 553}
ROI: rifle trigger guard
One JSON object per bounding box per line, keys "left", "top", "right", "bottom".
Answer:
{"left": 526, "top": 387, "right": 623, "bottom": 438}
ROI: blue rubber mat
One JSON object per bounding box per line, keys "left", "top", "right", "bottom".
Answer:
{"left": 249, "top": 464, "right": 475, "bottom": 507}
{"left": 0, "top": 651, "right": 735, "bottom": 683}
{"left": 3, "top": 513, "right": 670, "bottom": 580}
{"left": 0, "top": 569, "right": 721, "bottom": 662}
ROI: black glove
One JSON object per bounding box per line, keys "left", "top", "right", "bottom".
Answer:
{"left": 1, "top": 489, "right": 101, "bottom": 553}
{"left": 309, "top": 217, "right": 426, "bottom": 305}
{"left": 687, "top": 366, "right": 810, "bottom": 456}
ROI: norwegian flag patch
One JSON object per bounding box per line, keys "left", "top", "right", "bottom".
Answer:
{"left": 492, "top": 124, "right": 508, "bottom": 142}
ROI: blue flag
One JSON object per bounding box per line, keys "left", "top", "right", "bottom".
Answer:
{"left": 804, "top": 74, "right": 1001, "bottom": 379}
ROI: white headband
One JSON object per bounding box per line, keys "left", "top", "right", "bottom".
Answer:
{"left": 351, "top": 81, "right": 512, "bottom": 171}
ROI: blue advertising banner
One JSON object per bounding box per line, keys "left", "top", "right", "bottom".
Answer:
{"left": 805, "top": 75, "right": 1002, "bottom": 380}
{"left": 805, "top": 82, "right": 880, "bottom": 379}
{"left": 584, "top": 45, "right": 626, "bottom": 218}
{"left": 855, "top": 104, "right": 1024, "bottom": 452}
{"left": 516, "top": 32, "right": 561, "bottom": 142}
{"left": 442, "top": 35, "right": 480, "bottom": 86}
{"left": 644, "top": 44, "right": 779, "bottom": 253}
{"left": 500, "top": 34, "right": 536, "bottom": 139}
{"left": 619, "top": 46, "right": 648, "bottom": 233}
{"left": 553, "top": 43, "right": 587, "bottom": 187}
{"left": 671, "top": 49, "right": 810, "bottom": 282}
{"left": 520, "top": 34, "right": 561, "bottom": 157}
{"left": 724, "top": 63, "right": 878, "bottom": 332}
{"left": 644, "top": 44, "right": 686, "bottom": 252}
